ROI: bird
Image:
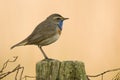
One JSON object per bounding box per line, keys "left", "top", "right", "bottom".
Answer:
{"left": 11, "top": 13, "right": 69, "bottom": 59}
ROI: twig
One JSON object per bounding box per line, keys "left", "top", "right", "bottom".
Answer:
{"left": 0, "top": 64, "right": 24, "bottom": 79}
{"left": 15, "top": 64, "right": 24, "bottom": 80}
{"left": 0, "top": 56, "right": 18, "bottom": 73}
{"left": 20, "top": 66, "right": 24, "bottom": 80}
{"left": 0, "top": 56, "right": 25, "bottom": 80}
{"left": 101, "top": 74, "right": 103, "bottom": 80}
{"left": 0, "top": 56, "right": 35, "bottom": 80}
{"left": 15, "top": 67, "right": 19, "bottom": 80}
{"left": 87, "top": 68, "right": 120, "bottom": 78}
{"left": 86, "top": 75, "right": 91, "bottom": 80}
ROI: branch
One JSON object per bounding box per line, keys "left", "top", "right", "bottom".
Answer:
{"left": 0, "top": 56, "right": 36, "bottom": 80}
{"left": 0, "top": 64, "right": 24, "bottom": 79}
{"left": 0, "top": 56, "right": 24, "bottom": 80}
{"left": 0, "top": 56, "right": 18, "bottom": 73}
{"left": 87, "top": 68, "right": 120, "bottom": 78}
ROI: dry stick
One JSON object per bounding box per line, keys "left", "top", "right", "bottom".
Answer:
{"left": 101, "top": 75, "right": 103, "bottom": 80}
{"left": 0, "top": 64, "right": 24, "bottom": 79}
{"left": 20, "top": 66, "right": 24, "bottom": 80}
{"left": 0, "top": 56, "right": 24, "bottom": 80}
{"left": 0, "top": 56, "right": 18, "bottom": 73}
{"left": 86, "top": 76, "right": 91, "bottom": 80}
{"left": 15, "top": 67, "right": 19, "bottom": 80}
{"left": 15, "top": 64, "right": 24, "bottom": 80}
{"left": 87, "top": 68, "right": 120, "bottom": 78}
{"left": 0, "top": 56, "right": 34, "bottom": 80}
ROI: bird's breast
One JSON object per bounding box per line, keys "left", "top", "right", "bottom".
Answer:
{"left": 57, "top": 27, "right": 61, "bottom": 35}
{"left": 38, "top": 26, "right": 61, "bottom": 46}
{"left": 40, "top": 33, "right": 60, "bottom": 46}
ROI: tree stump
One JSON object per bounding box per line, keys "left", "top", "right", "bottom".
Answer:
{"left": 36, "top": 59, "right": 87, "bottom": 80}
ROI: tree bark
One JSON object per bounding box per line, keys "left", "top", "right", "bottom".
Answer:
{"left": 36, "top": 59, "right": 87, "bottom": 80}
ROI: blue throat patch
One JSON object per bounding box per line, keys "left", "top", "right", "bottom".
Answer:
{"left": 58, "top": 20, "right": 63, "bottom": 30}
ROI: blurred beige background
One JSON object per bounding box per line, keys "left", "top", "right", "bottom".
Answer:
{"left": 0, "top": 0, "right": 120, "bottom": 80}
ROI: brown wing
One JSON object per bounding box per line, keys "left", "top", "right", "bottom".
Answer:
{"left": 11, "top": 20, "right": 57, "bottom": 49}
{"left": 25, "top": 21, "right": 57, "bottom": 45}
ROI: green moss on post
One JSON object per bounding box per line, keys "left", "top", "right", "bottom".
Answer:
{"left": 36, "top": 59, "right": 87, "bottom": 80}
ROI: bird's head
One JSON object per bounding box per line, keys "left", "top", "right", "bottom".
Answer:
{"left": 46, "top": 14, "right": 69, "bottom": 30}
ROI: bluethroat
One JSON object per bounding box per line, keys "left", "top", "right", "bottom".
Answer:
{"left": 11, "top": 13, "right": 69, "bottom": 59}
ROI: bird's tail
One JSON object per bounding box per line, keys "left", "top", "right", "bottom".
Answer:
{"left": 10, "top": 41, "right": 28, "bottom": 49}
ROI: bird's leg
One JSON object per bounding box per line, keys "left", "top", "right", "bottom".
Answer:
{"left": 38, "top": 46, "right": 49, "bottom": 59}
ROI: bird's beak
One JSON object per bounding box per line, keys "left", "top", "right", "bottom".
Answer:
{"left": 63, "top": 17, "right": 69, "bottom": 20}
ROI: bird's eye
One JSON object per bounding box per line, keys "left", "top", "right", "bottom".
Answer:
{"left": 56, "top": 18, "right": 61, "bottom": 20}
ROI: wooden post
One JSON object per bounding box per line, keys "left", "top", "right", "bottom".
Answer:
{"left": 36, "top": 59, "right": 87, "bottom": 80}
